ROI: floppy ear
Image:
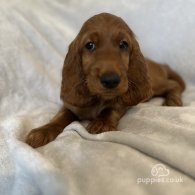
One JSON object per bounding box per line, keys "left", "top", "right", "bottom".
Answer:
{"left": 121, "top": 38, "right": 153, "bottom": 106}
{"left": 60, "top": 39, "right": 95, "bottom": 107}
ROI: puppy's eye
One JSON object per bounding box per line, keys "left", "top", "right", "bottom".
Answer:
{"left": 119, "top": 40, "right": 129, "bottom": 49}
{"left": 85, "top": 42, "right": 96, "bottom": 51}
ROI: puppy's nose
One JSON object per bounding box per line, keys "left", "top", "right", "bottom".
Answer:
{"left": 100, "top": 73, "right": 120, "bottom": 89}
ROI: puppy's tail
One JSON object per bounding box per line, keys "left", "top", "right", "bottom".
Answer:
{"left": 165, "top": 65, "right": 186, "bottom": 92}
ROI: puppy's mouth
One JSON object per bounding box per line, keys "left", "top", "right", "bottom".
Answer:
{"left": 99, "top": 86, "right": 128, "bottom": 100}
{"left": 88, "top": 86, "right": 127, "bottom": 100}
{"left": 100, "top": 91, "right": 118, "bottom": 99}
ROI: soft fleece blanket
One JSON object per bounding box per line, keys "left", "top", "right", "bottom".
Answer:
{"left": 0, "top": 0, "right": 195, "bottom": 195}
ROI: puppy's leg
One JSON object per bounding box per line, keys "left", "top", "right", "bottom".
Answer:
{"left": 26, "top": 107, "right": 76, "bottom": 148}
{"left": 162, "top": 80, "right": 184, "bottom": 106}
{"left": 162, "top": 66, "right": 185, "bottom": 106}
{"left": 87, "top": 107, "right": 125, "bottom": 134}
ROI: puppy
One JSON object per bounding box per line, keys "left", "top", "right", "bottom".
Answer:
{"left": 26, "top": 13, "right": 185, "bottom": 148}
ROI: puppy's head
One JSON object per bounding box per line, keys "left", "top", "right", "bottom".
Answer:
{"left": 61, "top": 13, "right": 152, "bottom": 107}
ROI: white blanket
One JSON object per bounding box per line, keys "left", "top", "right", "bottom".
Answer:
{"left": 0, "top": 0, "right": 195, "bottom": 194}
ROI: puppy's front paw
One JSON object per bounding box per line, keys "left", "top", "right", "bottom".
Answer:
{"left": 26, "top": 124, "right": 61, "bottom": 148}
{"left": 87, "top": 120, "right": 116, "bottom": 134}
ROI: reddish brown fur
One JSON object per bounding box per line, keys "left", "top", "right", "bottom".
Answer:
{"left": 26, "top": 13, "right": 185, "bottom": 148}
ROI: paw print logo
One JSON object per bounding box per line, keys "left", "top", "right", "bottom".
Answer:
{"left": 151, "top": 164, "right": 170, "bottom": 177}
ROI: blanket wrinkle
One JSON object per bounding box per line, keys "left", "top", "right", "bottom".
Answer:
{"left": 64, "top": 122, "right": 195, "bottom": 179}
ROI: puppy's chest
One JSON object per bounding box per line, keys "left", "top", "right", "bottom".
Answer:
{"left": 64, "top": 101, "right": 108, "bottom": 120}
